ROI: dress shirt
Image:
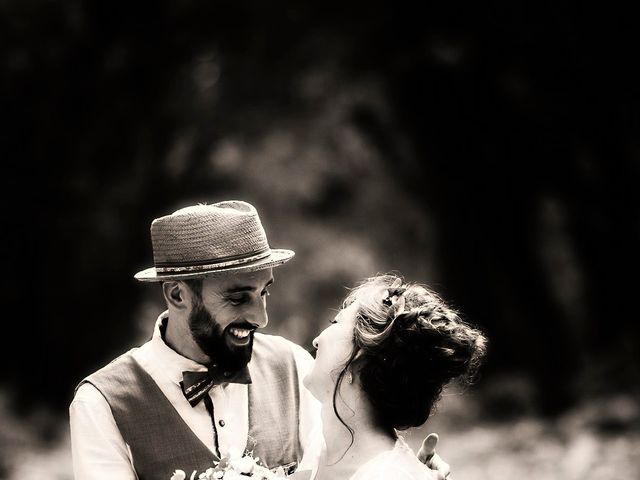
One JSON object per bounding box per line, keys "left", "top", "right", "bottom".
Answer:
{"left": 70, "top": 311, "right": 321, "bottom": 480}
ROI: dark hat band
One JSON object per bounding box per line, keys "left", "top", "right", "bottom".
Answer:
{"left": 155, "top": 248, "right": 272, "bottom": 274}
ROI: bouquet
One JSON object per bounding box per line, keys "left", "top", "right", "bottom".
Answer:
{"left": 169, "top": 452, "right": 287, "bottom": 480}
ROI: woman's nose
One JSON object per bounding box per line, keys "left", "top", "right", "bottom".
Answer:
{"left": 312, "top": 336, "right": 319, "bottom": 349}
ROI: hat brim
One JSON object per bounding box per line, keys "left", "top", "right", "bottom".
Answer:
{"left": 134, "top": 249, "right": 295, "bottom": 282}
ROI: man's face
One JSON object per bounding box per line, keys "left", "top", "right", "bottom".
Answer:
{"left": 187, "top": 268, "right": 274, "bottom": 370}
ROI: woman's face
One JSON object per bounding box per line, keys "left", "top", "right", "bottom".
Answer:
{"left": 303, "top": 300, "right": 359, "bottom": 403}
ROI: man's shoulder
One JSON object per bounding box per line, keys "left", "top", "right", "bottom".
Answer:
{"left": 254, "top": 332, "right": 298, "bottom": 348}
{"left": 80, "top": 337, "right": 153, "bottom": 379}
{"left": 254, "top": 333, "right": 312, "bottom": 358}
{"left": 74, "top": 347, "right": 142, "bottom": 395}
{"left": 72, "top": 380, "right": 108, "bottom": 406}
{"left": 89, "top": 347, "right": 140, "bottom": 375}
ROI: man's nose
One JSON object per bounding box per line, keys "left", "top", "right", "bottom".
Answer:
{"left": 248, "top": 299, "right": 269, "bottom": 329}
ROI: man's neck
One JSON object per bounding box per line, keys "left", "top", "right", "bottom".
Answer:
{"left": 162, "top": 314, "right": 210, "bottom": 365}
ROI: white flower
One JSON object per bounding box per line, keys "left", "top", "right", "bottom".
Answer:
{"left": 198, "top": 467, "right": 216, "bottom": 479}
{"left": 229, "top": 456, "right": 256, "bottom": 474}
{"left": 223, "top": 471, "right": 244, "bottom": 480}
{"left": 248, "top": 465, "right": 285, "bottom": 480}
{"left": 249, "top": 464, "right": 268, "bottom": 479}
{"left": 170, "top": 470, "right": 186, "bottom": 480}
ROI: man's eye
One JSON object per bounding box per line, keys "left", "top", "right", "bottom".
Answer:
{"left": 261, "top": 288, "right": 270, "bottom": 297}
{"left": 228, "top": 296, "right": 247, "bottom": 305}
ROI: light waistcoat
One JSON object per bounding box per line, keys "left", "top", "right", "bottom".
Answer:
{"left": 77, "top": 334, "right": 303, "bottom": 480}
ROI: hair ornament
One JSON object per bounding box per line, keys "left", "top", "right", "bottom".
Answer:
{"left": 382, "top": 278, "right": 407, "bottom": 317}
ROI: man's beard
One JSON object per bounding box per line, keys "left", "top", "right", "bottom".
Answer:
{"left": 188, "top": 301, "right": 254, "bottom": 371}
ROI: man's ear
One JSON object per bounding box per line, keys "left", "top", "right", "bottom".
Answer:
{"left": 162, "top": 281, "right": 189, "bottom": 310}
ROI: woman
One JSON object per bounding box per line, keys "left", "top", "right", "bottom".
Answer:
{"left": 301, "top": 274, "right": 487, "bottom": 480}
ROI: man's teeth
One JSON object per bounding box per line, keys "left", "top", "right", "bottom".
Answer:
{"left": 229, "top": 328, "right": 251, "bottom": 339}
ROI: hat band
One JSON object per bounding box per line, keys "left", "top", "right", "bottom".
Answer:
{"left": 155, "top": 248, "right": 271, "bottom": 274}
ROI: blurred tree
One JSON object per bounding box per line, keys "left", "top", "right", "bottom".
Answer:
{"left": 2, "top": 0, "right": 638, "bottom": 420}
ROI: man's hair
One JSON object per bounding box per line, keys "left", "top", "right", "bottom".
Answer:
{"left": 181, "top": 278, "right": 203, "bottom": 299}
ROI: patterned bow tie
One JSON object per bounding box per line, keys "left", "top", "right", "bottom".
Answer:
{"left": 181, "top": 365, "right": 252, "bottom": 407}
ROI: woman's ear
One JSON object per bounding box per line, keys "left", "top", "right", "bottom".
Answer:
{"left": 162, "top": 281, "right": 188, "bottom": 310}
{"left": 352, "top": 349, "right": 364, "bottom": 363}
{"left": 346, "top": 369, "right": 353, "bottom": 384}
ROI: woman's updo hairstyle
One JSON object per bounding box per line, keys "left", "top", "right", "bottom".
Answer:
{"left": 344, "top": 274, "right": 487, "bottom": 432}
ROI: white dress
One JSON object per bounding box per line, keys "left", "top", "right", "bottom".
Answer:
{"left": 348, "top": 436, "right": 434, "bottom": 480}
{"left": 301, "top": 435, "right": 434, "bottom": 480}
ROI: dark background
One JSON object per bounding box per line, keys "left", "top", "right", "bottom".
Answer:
{"left": 2, "top": 1, "right": 639, "bottom": 478}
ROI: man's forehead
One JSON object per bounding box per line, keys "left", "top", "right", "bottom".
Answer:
{"left": 204, "top": 268, "right": 274, "bottom": 290}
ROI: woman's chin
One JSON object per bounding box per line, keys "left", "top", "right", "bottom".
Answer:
{"left": 302, "top": 373, "right": 312, "bottom": 391}
{"left": 303, "top": 374, "right": 330, "bottom": 403}
{"left": 303, "top": 374, "right": 319, "bottom": 400}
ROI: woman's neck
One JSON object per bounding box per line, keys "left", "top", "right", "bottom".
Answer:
{"left": 316, "top": 400, "right": 396, "bottom": 480}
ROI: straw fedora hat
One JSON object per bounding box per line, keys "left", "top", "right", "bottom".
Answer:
{"left": 134, "top": 200, "right": 294, "bottom": 282}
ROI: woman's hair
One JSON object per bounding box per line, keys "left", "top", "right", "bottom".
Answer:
{"left": 334, "top": 274, "right": 487, "bottom": 435}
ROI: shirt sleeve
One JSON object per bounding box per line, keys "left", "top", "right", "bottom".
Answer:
{"left": 289, "top": 342, "right": 322, "bottom": 460}
{"left": 69, "top": 382, "right": 138, "bottom": 479}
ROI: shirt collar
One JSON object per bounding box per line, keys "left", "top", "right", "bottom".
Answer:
{"left": 149, "top": 310, "right": 208, "bottom": 387}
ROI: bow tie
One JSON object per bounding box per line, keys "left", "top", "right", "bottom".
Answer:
{"left": 181, "top": 365, "right": 252, "bottom": 407}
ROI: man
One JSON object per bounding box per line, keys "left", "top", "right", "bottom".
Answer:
{"left": 70, "top": 200, "right": 449, "bottom": 479}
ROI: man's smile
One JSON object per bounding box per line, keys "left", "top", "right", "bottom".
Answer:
{"left": 225, "top": 324, "right": 256, "bottom": 346}
{"left": 229, "top": 327, "right": 251, "bottom": 339}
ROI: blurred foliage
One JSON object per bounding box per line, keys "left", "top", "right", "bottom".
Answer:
{"left": 2, "top": 0, "right": 639, "bottom": 435}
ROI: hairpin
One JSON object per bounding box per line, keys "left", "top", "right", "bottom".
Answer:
{"left": 382, "top": 278, "right": 406, "bottom": 315}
